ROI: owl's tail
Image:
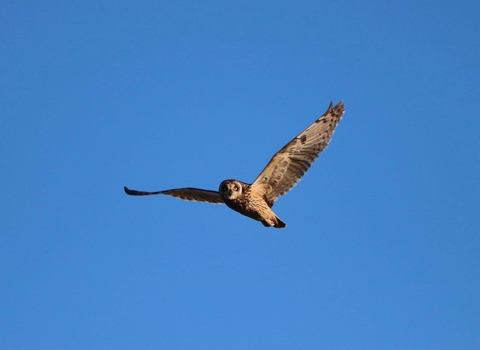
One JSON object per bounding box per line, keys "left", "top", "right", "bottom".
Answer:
{"left": 261, "top": 216, "right": 286, "bottom": 228}
{"left": 274, "top": 217, "right": 286, "bottom": 228}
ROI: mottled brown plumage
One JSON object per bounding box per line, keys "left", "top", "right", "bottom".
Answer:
{"left": 124, "top": 101, "right": 345, "bottom": 228}
{"left": 218, "top": 180, "right": 285, "bottom": 228}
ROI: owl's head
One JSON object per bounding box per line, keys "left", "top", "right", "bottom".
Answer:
{"left": 219, "top": 180, "right": 243, "bottom": 200}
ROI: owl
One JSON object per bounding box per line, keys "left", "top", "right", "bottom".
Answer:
{"left": 125, "top": 101, "right": 345, "bottom": 228}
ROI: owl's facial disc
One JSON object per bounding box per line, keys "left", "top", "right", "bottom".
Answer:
{"left": 219, "top": 180, "right": 242, "bottom": 200}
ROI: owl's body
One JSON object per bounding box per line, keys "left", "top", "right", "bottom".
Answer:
{"left": 219, "top": 180, "right": 286, "bottom": 228}
{"left": 124, "top": 101, "right": 345, "bottom": 228}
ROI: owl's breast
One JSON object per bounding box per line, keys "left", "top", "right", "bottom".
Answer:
{"left": 224, "top": 192, "right": 270, "bottom": 223}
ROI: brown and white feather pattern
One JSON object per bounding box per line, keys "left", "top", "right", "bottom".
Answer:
{"left": 252, "top": 101, "right": 345, "bottom": 207}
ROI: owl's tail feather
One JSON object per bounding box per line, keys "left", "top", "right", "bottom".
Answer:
{"left": 261, "top": 216, "right": 286, "bottom": 228}
{"left": 274, "top": 217, "right": 286, "bottom": 229}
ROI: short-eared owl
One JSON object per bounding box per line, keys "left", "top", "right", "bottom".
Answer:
{"left": 125, "top": 101, "right": 345, "bottom": 228}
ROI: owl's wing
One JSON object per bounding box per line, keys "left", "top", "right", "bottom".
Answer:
{"left": 251, "top": 101, "right": 345, "bottom": 207}
{"left": 124, "top": 186, "right": 224, "bottom": 204}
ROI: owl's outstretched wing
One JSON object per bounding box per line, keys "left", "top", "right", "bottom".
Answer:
{"left": 251, "top": 101, "right": 345, "bottom": 207}
{"left": 124, "top": 186, "right": 224, "bottom": 204}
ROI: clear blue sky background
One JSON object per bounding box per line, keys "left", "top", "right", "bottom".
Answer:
{"left": 1, "top": 1, "right": 479, "bottom": 349}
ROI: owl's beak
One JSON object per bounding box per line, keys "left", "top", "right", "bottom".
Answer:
{"left": 228, "top": 190, "right": 233, "bottom": 196}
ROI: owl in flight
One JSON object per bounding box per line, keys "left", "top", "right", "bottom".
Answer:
{"left": 124, "top": 101, "right": 345, "bottom": 228}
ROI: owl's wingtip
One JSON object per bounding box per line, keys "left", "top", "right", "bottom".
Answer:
{"left": 124, "top": 186, "right": 137, "bottom": 195}
{"left": 327, "top": 100, "right": 345, "bottom": 113}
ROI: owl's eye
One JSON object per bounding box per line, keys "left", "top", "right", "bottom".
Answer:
{"left": 221, "top": 185, "right": 228, "bottom": 192}
{"left": 233, "top": 185, "right": 239, "bottom": 191}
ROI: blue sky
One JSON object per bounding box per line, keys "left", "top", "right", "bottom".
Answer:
{"left": 1, "top": 1, "right": 479, "bottom": 349}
